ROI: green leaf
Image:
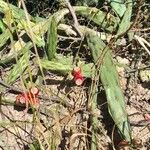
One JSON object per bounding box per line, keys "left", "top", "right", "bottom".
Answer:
{"left": 86, "top": 31, "right": 131, "bottom": 142}
{"left": 0, "top": 28, "right": 14, "bottom": 50}
{"left": 116, "top": 0, "right": 133, "bottom": 37}
{"left": 16, "top": 19, "right": 45, "bottom": 47}
{"left": 29, "top": 140, "right": 41, "bottom": 150}
{"left": 81, "top": 63, "right": 94, "bottom": 78}
{"left": 89, "top": 78, "right": 99, "bottom": 150}
{"left": 0, "top": 42, "right": 32, "bottom": 65}
{"left": 6, "top": 50, "right": 30, "bottom": 84}
{"left": 127, "top": 31, "right": 135, "bottom": 42}
{"left": 0, "top": 0, "right": 33, "bottom": 20}
{"left": 0, "top": 19, "right": 6, "bottom": 32}
{"left": 40, "top": 54, "right": 94, "bottom": 77}
{"left": 40, "top": 55, "right": 73, "bottom": 75}
{"left": 108, "top": 0, "right": 126, "bottom": 17}
{"left": 76, "top": 6, "right": 119, "bottom": 32}
{"left": 46, "top": 16, "right": 58, "bottom": 60}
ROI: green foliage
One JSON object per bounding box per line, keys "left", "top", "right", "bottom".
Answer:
{"left": 0, "top": 0, "right": 33, "bottom": 20}
{"left": 6, "top": 49, "right": 30, "bottom": 84}
{"left": 0, "top": 19, "right": 6, "bottom": 32}
{"left": 89, "top": 79, "right": 99, "bottom": 149}
{"left": 116, "top": 0, "right": 133, "bottom": 37}
{"left": 0, "top": 0, "right": 137, "bottom": 147}
{"left": 76, "top": 6, "right": 119, "bottom": 32}
{"left": 86, "top": 31, "right": 131, "bottom": 142}
{"left": 40, "top": 56, "right": 73, "bottom": 75}
{"left": 0, "top": 28, "right": 14, "bottom": 50}
{"left": 29, "top": 140, "right": 41, "bottom": 150}
{"left": 40, "top": 54, "right": 94, "bottom": 76}
{"left": 108, "top": 0, "right": 126, "bottom": 17}
{"left": 46, "top": 16, "right": 58, "bottom": 60}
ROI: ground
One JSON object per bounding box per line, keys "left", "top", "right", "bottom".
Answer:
{"left": 0, "top": 62, "right": 150, "bottom": 149}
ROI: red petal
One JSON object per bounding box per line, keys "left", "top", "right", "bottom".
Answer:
{"left": 72, "top": 67, "right": 81, "bottom": 76}
{"left": 19, "top": 96, "right": 26, "bottom": 104}
{"left": 72, "top": 67, "right": 84, "bottom": 85}
{"left": 30, "top": 87, "right": 39, "bottom": 96}
{"left": 75, "top": 78, "right": 84, "bottom": 85}
{"left": 74, "top": 75, "right": 84, "bottom": 85}
{"left": 16, "top": 94, "right": 26, "bottom": 104}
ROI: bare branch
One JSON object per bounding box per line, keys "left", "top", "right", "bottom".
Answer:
{"left": 65, "top": 0, "right": 83, "bottom": 38}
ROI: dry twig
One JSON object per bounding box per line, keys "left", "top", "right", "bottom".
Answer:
{"left": 0, "top": 80, "right": 71, "bottom": 108}
{"left": 65, "top": 0, "right": 83, "bottom": 38}
{"left": 134, "top": 35, "right": 150, "bottom": 56}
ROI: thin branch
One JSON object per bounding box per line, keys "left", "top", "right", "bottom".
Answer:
{"left": 65, "top": 0, "right": 83, "bottom": 38}
{"left": 134, "top": 35, "right": 150, "bottom": 56}
{"left": 58, "top": 35, "right": 81, "bottom": 41}
{"left": 0, "top": 80, "right": 71, "bottom": 108}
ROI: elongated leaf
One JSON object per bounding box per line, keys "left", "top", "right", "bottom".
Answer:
{"left": 116, "top": 0, "right": 133, "bottom": 37}
{"left": 31, "top": 6, "right": 119, "bottom": 38}
{"left": 40, "top": 54, "right": 73, "bottom": 74}
{"left": 29, "top": 140, "right": 41, "bottom": 150}
{"left": 0, "top": 0, "right": 33, "bottom": 20}
{"left": 0, "top": 19, "right": 6, "bottom": 32}
{"left": 0, "top": 28, "right": 14, "bottom": 50}
{"left": 40, "top": 54, "right": 94, "bottom": 77}
{"left": 76, "top": 6, "right": 119, "bottom": 32}
{"left": 81, "top": 62, "right": 94, "bottom": 78}
{"left": 0, "top": 42, "right": 32, "bottom": 65}
{"left": 86, "top": 31, "right": 131, "bottom": 142}
{"left": 6, "top": 50, "right": 30, "bottom": 84}
{"left": 0, "top": 0, "right": 44, "bottom": 47}
{"left": 0, "top": 3, "right": 119, "bottom": 43}
{"left": 47, "top": 16, "right": 57, "bottom": 60}
{"left": 89, "top": 80, "right": 99, "bottom": 149}
{"left": 16, "top": 19, "right": 45, "bottom": 47}
{"left": 40, "top": 58, "right": 72, "bottom": 75}
{"left": 108, "top": 0, "right": 126, "bottom": 17}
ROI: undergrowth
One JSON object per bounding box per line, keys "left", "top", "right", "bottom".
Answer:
{"left": 0, "top": 0, "right": 149, "bottom": 149}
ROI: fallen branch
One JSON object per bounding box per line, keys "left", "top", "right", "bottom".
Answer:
{"left": 134, "top": 35, "right": 150, "bottom": 56}
{"left": 0, "top": 80, "right": 71, "bottom": 108}
{"left": 65, "top": 0, "right": 83, "bottom": 38}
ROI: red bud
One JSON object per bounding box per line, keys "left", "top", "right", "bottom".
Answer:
{"left": 30, "top": 87, "right": 39, "bottom": 96}
{"left": 72, "top": 67, "right": 84, "bottom": 85}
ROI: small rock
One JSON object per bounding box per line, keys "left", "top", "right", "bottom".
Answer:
{"left": 116, "top": 56, "right": 130, "bottom": 65}
{"left": 139, "top": 69, "right": 150, "bottom": 82}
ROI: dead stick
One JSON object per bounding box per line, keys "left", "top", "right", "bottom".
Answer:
{"left": 65, "top": 0, "right": 83, "bottom": 38}
{"left": 0, "top": 80, "right": 71, "bottom": 108}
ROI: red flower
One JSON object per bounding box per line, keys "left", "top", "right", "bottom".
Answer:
{"left": 16, "top": 87, "right": 39, "bottom": 112}
{"left": 30, "top": 87, "right": 39, "bottom": 96}
{"left": 72, "top": 67, "right": 84, "bottom": 85}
